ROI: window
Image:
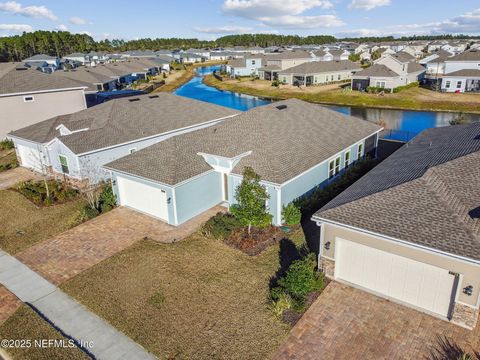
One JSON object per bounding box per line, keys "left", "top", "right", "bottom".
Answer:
{"left": 337, "top": 74, "right": 341, "bottom": 80}
{"left": 129, "top": 148, "right": 137, "bottom": 154}
{"left": 251, "top": 60, "right": 256, "bottom": 65}
{"left": 96, "top": 84, "right": 103, "bottom": 91}
{"left": 345, "top": 150, "right": 351, "bottom": 168}
{"left": 456, "top": 81, "right": 462, "bottom": 89}
{"left": 445, "top": 80, "right": 451, "bottom": 88}
{"left": 59, "top": 155, "right": 69, "bottom": 174}
{"left": 23, "top": 96, "right": 34, "bottom": 102}
{"left": 329, "top": 156, "right": 341, "bottom": 179}
{"left": 358, "top": 143, "right": 364, "bottom": 158}
{"left": 375, "top": 81, "right": 386, "bottom": 88}
{"left": 331, "top": 75, "right": 334, "bottom": 81}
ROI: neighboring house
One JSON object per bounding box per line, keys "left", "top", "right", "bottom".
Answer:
{"left": 441, "top": 49, "right": 480, "bottom": 92}
{"left": 312, "top": 123, "right": 480, "bottom": 330}
{"left": 403, "top": 45, "right": 425, "bottom": 58}
{"left": 328, "top": 49, "right": 350, "bottom": 61}
{"left": 0, "top": 63, "right": 87, "bottom": 139}
{"left": 352, "top": 53, "right": 425, "bottom": 91}
{"left": 104, "top": 99, "right": 382, "bottom": 227}
{"left": 23, "top": 54, "right": 60, "bottom": 68}
{"left": 313, "top": 49, "right": 333, "bottom": 62}
{"left": 185, "top": 49, "right": 211, "bottom": 59}
{"left": 420, "top": 49, "right": 454, "bottom": 78}
{"left": 63, "top": 53, "right": 87, "bottom": 65}
{"left": 210, "top": 51, "right": 234, "bottom": 61}
{"left": 258, "top": 50, "right": 314, "bottom": 80}
{"left": 52, "top": 67, "right": 118, "bottom": 93}
{"left": 427, "top": 40, "right": 448, "bottom": 53}
{"left": 359, "top": 51, "right": 372, "bottom": 61}
{"left": 86, "top": 52, "right": 109, "bottom": 65}
{"left": 225, "top": 56, "right": 264, "bottom": 77}
{"left": 9, "top": 93, "right": 238, "bottom": 181}
{"left": 442, "top": 42, "right": 469, "bottom": 55}
{"left": 178, "top": 53, "right": 207, "bottom": 63}
{"left": 278, "top": 60, "right": 361, "bottom": 86}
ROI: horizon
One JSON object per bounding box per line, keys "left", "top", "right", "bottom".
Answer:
{"left": 0, "top": 1, "right": 479, "bottom": 41}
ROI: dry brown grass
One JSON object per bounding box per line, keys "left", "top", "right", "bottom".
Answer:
{"left": 61, "top": 230, "right": 307, "bottom": 359}
{"left": 0, "top": 305, "right": 90, "bottom": 360}
{"left": 0, "top": 190, "right": 86, "bottom": 254}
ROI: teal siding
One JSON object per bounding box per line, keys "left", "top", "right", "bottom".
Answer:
{"left": 175, "top": 171, "right": 223, "bottom": 225}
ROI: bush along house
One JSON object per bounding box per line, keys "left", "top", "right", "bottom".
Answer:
{"left": 312, "top": 123, "right": 480, "bottom": 330}
{"left": 104, "top": 99, "right": 382, "bottom": 226}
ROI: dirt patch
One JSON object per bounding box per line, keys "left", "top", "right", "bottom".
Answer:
{"left": 225, "top": 226, "right": 284, "bottom": 255}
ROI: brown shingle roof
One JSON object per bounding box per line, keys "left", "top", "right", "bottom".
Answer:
{"left": 105, "top": 99, "right": 381, "bottom": 185}
{"left": 353, "top": 64, "right": 399, "bottom": 78}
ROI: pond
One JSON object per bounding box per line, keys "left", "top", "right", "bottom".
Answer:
{"left": 175, "top": 65, "right": 480, "bottom": 142}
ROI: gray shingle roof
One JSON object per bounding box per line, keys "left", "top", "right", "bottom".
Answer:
{"left": 268, "top": 50, "right": 313, "bottom": 60}
{"left": 353, "top": 64, "right": 399, "bottom": 78}
{"left": 406, "top": 62, "right": 426, "bottom": 74}
{"left": 9, "top": 93, "right": 239, "bottom": 153}
{"left": 278, "top": 60, "right": 361, "bottom": 75}
{"left": 23, "top": 54, "right": 57, "bottom": 61}
{"left": 105, "top": 99, "right": 382, "bottom": 185}
{"left": 0, "top": 63, "right": 86, "bottom": 96}
{"left": 447, "top": 49, "right": 480, "bottom": 62}
{"left": 313, "top": 123, "right": 480, "bottom": 261}
{"left": 443, "top": 69, "right": 480, "bottom": 78}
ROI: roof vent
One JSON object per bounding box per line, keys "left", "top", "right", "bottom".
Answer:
{"left": 148, "top": 95, "right": 159, "bottom": 99}
{"left": 276, "top": 105, "right": 288, "bottom": 110}
{"left": 468, "top": 206, "right": 480, "bottom": 219}
{"left": 15, "top": 67, "right": 28, "bottom": 71}
{"left": 128, "top": 98, "right": 140, "bottom": 102}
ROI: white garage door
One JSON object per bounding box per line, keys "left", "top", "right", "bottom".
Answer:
{"left": 335, "top": 238, "right": 456, "bottom": 318}
{"left": 17, "top": 144, "right": 42, "bottom": 171}
{"left": 117, "top": 176, "right": 169, "bottom": 222}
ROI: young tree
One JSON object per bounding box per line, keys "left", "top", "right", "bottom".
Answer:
{"left": 230, "top": 167, "right": 272, "bottom": 234}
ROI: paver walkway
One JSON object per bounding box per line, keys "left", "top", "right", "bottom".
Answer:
{"left": 0, "top": 167, "right": 41, "bottom": 190}
{"left": 0, "top": 250, "right": 156, "bottom": 360}
{"left": 273, "top": 282, "right": 480, "bottom": 360}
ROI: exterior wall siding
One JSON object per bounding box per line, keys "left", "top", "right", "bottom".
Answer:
{"left": 1, "top": 89, "right": 86, "bottom": 139}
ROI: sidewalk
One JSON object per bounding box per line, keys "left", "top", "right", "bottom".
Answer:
{"left": 0, "top": 250, "right": 156, "bottom": 360}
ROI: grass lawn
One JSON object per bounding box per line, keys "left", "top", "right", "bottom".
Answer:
{"left": 61, "top": 230, "right": 307, "bottom": 359}
{"left": 0, "top": 305, "right": 90, "bottom": 360}
{"left": 154, "top": 68, "right": 195, "bottom": 92}
{"left": 204, "top": 75, "right": 480, "bottom": 113}
{"left": 0, "top": 190, "right": 86, "bottom": 254}
{"left": 0, "top": 149, "right": 17, "bottom": 172}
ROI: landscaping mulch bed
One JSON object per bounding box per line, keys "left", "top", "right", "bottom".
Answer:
{"left": 225, "top": 226, "right": 285, "bottom": 256}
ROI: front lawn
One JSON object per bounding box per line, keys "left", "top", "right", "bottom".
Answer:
{"left": 0, "top": 149, "right": 18, "bottom": 172}
{"left": 0, "top": 305, "right": 89, "bottom": 360}
{"left": 0, "top": 190, "right": 86, "bottom": 254}
{"left": 61, "top": 230, "right": 307, "bottom": 359}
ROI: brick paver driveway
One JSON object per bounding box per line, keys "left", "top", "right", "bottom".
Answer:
{"left": 273, "top": 282, "right": 480, "bottom": 360}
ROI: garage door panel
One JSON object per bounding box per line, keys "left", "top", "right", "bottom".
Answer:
{"left": 17, "top": 144, "right": 42, "bottom": 171}
{"left": 335, "top": 238, "right": 455, "bottom": 318}
{"left": 117, "top": 176, "right": 169, "bottom": 222}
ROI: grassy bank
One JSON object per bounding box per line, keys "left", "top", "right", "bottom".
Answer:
{"left": 204, "top": 75, "right": 480, "bottom": 113}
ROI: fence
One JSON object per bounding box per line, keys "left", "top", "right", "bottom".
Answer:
{"left": 379, "top": 129, "right": 416, "bottom": 143}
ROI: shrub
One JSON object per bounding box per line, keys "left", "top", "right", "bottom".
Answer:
{"left": 202, "top": 212, "right": 242, "bottom": 239}
{"left": 366, "top": 86, "right": 390, "bottom": 94}
{"left": 0, "top": 139, "right": 14, "bottom": 151}
{"left": 282, "top": 203, "right": 301, "bottom": 226}
{"left": 271, "top": 80, "right": 280, "bottom": 87}
{"left": 392, "top": 81, "right": 419, "bottom": 93}
{"left": 16, "top": 180, "right": 78, "bottom": 206}
{"left": 99, "top": 185, "right": 116, "bottom": 213}
{"left": 270, "top": 292, "right": 293, "bottom": 318}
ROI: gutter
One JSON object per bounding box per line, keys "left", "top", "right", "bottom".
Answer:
{"left": 0, "top": 86, "right": 88, "bottom": 98}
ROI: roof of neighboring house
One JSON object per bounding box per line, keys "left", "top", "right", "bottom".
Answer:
{"left": 313, "top": 50, "right": 329, "bottom": 57}
{"left": 447, "top": 49, "right": 480, "bottom": 62}
{"left": 278, "top": 60, "right": 361, "bottom": 75}
{"left": 64, "top": 53, "right": 86, "bottom": 58}
{"left": 52, "top": 68, "right": 114, "bottom": 91}
{"left": 353, "top": 64, "right": 399, "bottom": 78}
{"left": 268, "top": 50, "right": 312, "bottom": 60}
{"left": 425, "top": 49, "right": 454, "bottom": 63}
{"left": 9, "top": 93, "right": 239, "bottom": 153}
{"left": 443, "top": 69, "right": 480, "bottom": 78}
{"left": 23, "top": 54, "right": 57, "bottom": 61}
{"left": 313, "top": 123, "right": 480, "bottom": 261}
{"left": 0, "top": 63, "right": 87, "bottom": 96}
{"left": 407, "top": 62, "right": 426, "bottom": 74}
{"left": 104, "top": 99, "right": 381, "bottom": 186}
{"left": 391, "top": 51, "right": 416, "bottom": 63}
{"left": 328, "top": 49, "right": 348, "bottom": 56}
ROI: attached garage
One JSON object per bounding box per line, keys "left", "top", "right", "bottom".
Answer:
{"left": 117, "top": 175, "right": 169, "bottom": 222}
{"left": 16, "top": 143, "right": 43, "bottom": 171}
{"left": 335, "top": 238, "right": 457, "bottom": 319}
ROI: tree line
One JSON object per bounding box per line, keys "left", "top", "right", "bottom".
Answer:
{"left": 0, "top": 30, "right": 476, "bottom": 62}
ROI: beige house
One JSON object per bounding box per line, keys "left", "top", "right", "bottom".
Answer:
{"left": 258, "top": 50, "right": 313, "bottom": 81}
{"left": 278, "top": 60, "right": 361, "bottom": 86}
{"left": 312, "top": 123, "right": 480, "bottom": 330}
{"left": 0, "top": 63, "right": 87, "bottom": 139}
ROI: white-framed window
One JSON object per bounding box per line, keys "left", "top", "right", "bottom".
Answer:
{"left": 456, "top": 81, "right": 462, "bottom": 89}
{"left": 445, "top": 80, "right": 451, "bottom": 88}
{"left": 251, "top": 60, "right": 256, "bottom": 65}
{"left": 375, "top": 81, "right": 386, "bottom": 88}
{"left": 358, "top": 143, "right": 364, "bottom": 158}
{"left": 59, "top": 155, "right": 69, "bottom": 174}
{"left": 329, "top": 156, "right": 341, "bottom": 179}
{"left": 23, "top": 96, "right": 34, "bottom": 102}
{"left": 345, "top": 150, "right": 351, "bottom": 168}
{"left": 129, "top": 148, "right": 137, "bottom": 154}
{"left": 337, "top": 74, "right": 341, "bottom": 80}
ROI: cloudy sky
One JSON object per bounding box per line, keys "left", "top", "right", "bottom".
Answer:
{"left": 0, "top": 0, "right": 479, "bottom": 40}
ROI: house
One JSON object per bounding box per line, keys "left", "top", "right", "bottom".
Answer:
{"left": 210, "top": 51, "right": 234, "bottom": 61}
{"left": 359, "top": 51, "right": 372, "bottom": 61}
{"left": 178, "top": 53, "right": 207, "bottom": 63}
{"left": 86, "top": 52, "right": 109, "bottom": 65}
{"left": 441, "top": 49, "right": 480, "bottom": 92}
{"left": 23, "top": 54, "right": 60, "bottom": 68}
{"left": 0, "top": 63, "right": 87, "bottom": 139}
{"left": 185, "top": 48, "right": 211, "bottom": 59}
{"left": 442, "top": 41, "right": 470, "bottom": 55}
{"left": 313, "top": 49, "right": 333, "bottom": 62}
{"left": 104, "top": 99, "right": 382, "bottom": 227}
{"left": 312, "top": 123, "right": 480, "bottom": 330}
{"left": 328, "top": 49, "right": 350, "bottom": 61}
{"left": 352, "top": 53, "right": 425, "bottom": 91}
{"left": 63, "top": 53, "right": 88, "bottom": 66}
{"left": 9, "top": 93, "right": 238, "bottom": 182}
{"left": 403, "top": 45, "right": 426, "bottom": 59}
{"left": 420, "top": 49, "right": 454, "bottom": 78}
{"left": 278, "top": 60, "right": 361, "bottom": 86}
{"left": 225, "top": 56, "right": 265, "bottom": 77}
{"left": 53, "top": 67, "right": 118, "bottom": 93}
{"left": 258, "top": 50, "right": 314, "bottom": 80}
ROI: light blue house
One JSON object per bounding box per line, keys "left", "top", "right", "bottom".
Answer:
{"left": 8, "top": 94, "right": 239, "bottom": 182}
{"left": 104, "top": 99, "right": 382, "bottom": 226}
{"left": 225, "top": 56, "right": 265, "bottom": 78}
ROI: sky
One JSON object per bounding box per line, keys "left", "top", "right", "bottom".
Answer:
{"left": 0, "top": 0, "right": 479, "bottom": 41}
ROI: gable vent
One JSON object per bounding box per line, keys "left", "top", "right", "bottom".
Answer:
{"left": 276, "top": 105, "right": 288, "bottom": 110}
{"left": 128, "top": 98, "right": 140, "bottom": 102}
